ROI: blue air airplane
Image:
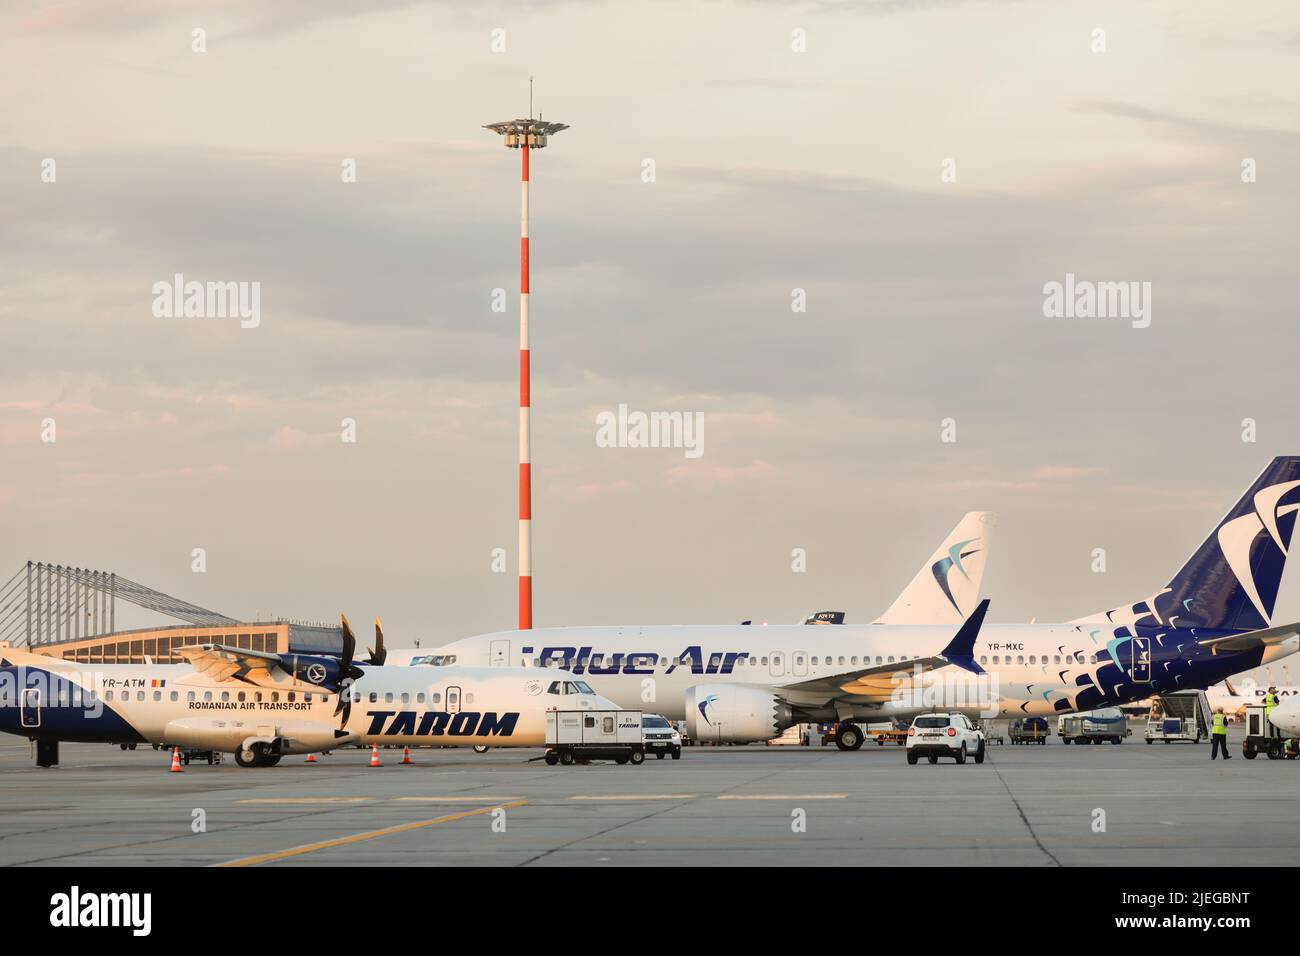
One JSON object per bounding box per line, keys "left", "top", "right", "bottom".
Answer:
{"left": 427, "top": 458, "right": 1300, "bottom": 749}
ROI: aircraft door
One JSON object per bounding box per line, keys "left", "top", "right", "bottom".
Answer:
{"left": 1130, "top": 637, "right": 1152, "bottom": 683}
{"left": 490, "top": 640, "right": 510, "bottom": 667}
{"left": 20, "top": 688, "right": 40, "bottom": 728}
{"left": 446, "top": 686, "right": 462, "bottom": 713}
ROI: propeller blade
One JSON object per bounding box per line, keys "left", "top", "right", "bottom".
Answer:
{"left": 369, "top": 617, "right": 387, "bottom": 665}
{"left": 340, "top": 613, "right": 357, "bottom": 667}
{"left": 336, "top": 613, "right": 360, "bottom": 717}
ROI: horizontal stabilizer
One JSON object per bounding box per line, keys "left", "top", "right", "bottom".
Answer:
{"left": 1195, "top": 619, "right": 1300, "bottom": 654}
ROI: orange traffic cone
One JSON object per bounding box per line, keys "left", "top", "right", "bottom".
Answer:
{"left": 305, "top": 753, "right": 317, "bottom": 764}
{"left": 369, "top": 744, "right": 381, "bottom": 767}
{"left": 169, "top": 747, "right": 184, "bottom": 773}
{"left": 401, "top": 746, "right": 413, "bottom": 765}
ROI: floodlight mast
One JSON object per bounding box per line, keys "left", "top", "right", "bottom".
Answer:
{"left": 483, "top": 110, "right": 568, "bottom": 631}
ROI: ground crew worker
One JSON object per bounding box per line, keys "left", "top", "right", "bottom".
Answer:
{"left": 1265, "top": 687, "right": 1280, "bottom": 719}
{"left": 1210, "top": 706, "right": 1231, "bottom": 760}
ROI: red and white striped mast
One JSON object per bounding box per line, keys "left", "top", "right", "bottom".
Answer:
{"left": 485, "top": 89, "right": 568, "bottom": 630}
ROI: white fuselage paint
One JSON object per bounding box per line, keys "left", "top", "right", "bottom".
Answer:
{"left": 429, "top": 624, "right": 1299, "bottom": 721}
{"left": 0, "top": 650, "right": 612, "bottom": 751}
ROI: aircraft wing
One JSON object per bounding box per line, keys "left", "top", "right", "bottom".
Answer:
{"left": 776, "top": 600, "right": 989, "bottom": 699}
{"left": 1196, "top": 619, "right": 1300, "bottom": 654}
{"left": 176, "top": 643, "right": 336, "bottom": 693}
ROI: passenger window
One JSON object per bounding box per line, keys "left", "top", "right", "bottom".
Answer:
{"left": 466, "top": 693, "right": 474, "bottom": 705}
{"left": 401, "top": 693, "right": 410, "bottom": 704}
{"left": 153, "top": 691, "right": 161, "bottom": 701}
{"left": 203, "top": 691, "right": 212, "bottom": 701}
{"left": 369, "top": 692, "right": 378, "bottom": 703}
{"left": 137, "top": 691, "right": 145, "bottom": 701}
{"left": 416, "top": 693, "right": 426, "bottom": 703}
{"left": 187, "top": 692, "right": 196, "bottom": 702}
{"left": 761, "top": 657, "right": 769, "bottom": 666}
{"left": 811, "top": 657, "right": 819, "bottom": 666}
{"left": 887, "top": 656, "right": 895, "bottom": 663}
{"left": 237, "top": 692, "right": 246, "bottom": 702}
{"left": 875, "top": 656, "right": 882, "bottom": 664}
{"left": 432, "top": 692, "right": 442, "bottom": 704}
{"left": 288, "top": 692, "right": 296, "bottom": 702}
{"left": 106, "top": 691, "right": 114, "bottom": 701}
{"left": 272, "top": 692, "right": 280, "bottom": 702}
{"left": 1029, "top": 656, "right": 1036, "bottom": 665}
{"left": 220, "top": 692, "right": 230, "bottom": 702}
{"left": 384, "top": 693, "right": 394, "bottom": 703}
{"left": 1016, "top": 656, "right": 1024, "bottom": 665}
{"left": 170, "top": 691, "right": 178, "bottom": 702}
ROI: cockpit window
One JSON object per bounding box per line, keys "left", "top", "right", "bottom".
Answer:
{"left": 547, "top": 680, "right": 594, "bottom": 696}
{"left": 411, "top": 654, "right": 456, "bottom": 666}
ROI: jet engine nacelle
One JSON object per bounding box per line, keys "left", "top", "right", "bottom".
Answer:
{"left": 163, "top": 717, "right": 357, "bottom": 754}
{"left": 685, "top": 684, "right": 794, "bottom": 744}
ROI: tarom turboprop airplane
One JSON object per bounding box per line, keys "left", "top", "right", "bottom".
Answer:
{"left": 0, "top": 616, "right": 618, "bottom": 767}
{"left": 422, "top": 459, "right": 1300, "bottom": 748}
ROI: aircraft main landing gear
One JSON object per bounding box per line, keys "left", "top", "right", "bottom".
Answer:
{"left": 835, "top": 723, "right": 865, "bottom": 751}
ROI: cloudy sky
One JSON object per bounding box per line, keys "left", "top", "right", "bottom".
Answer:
{"left": 2, "top": 1, "right": 1299, "bottom": 665}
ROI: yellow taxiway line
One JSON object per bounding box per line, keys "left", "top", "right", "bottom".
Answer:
{"left": 217, "top": 799, "right": 528, "bottom": 867}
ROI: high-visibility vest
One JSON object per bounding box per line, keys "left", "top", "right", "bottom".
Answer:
{"left": 1212, "top": 713, "right": 1227, "bottom": 734}
{"left": 1265, "top": 693, "right": 1279, "bottom": 711}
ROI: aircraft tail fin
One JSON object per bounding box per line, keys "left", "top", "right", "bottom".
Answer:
{"left": 1074, "top": 457, "right": 1300, "bottom": 633}
{"left": 874, "top": 512, "right": 995, "bottom": 625}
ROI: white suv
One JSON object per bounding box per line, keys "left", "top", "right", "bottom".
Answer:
{"left": 642, "top": 714, "right": 682, "bottom": 759}
{"left": 906, "top": 713, "right": 986, "bottom": 765}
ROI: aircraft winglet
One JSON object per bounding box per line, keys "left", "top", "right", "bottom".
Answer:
{"left": 938, "top": 599, "right": 989, "bottom": 675}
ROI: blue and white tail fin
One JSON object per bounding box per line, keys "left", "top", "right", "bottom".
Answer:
{"left": 874, "top": 511, "right": 995, "bottom": 625}
{"left": 1074, "top": 457, "right": 1300, "bottom": 633}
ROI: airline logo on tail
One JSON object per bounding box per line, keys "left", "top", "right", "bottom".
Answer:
{"left": 874, "top": 511, "right": 994, "bottom": 626}
{"left": 1077, "top": 458, "right": 1300, "bottom": 634}
{"left": 1216, "top": 479, "right": 1300, "bottom": 626}
{"left": 931, "top": 538, "right": 982, "bottom": 615}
